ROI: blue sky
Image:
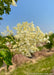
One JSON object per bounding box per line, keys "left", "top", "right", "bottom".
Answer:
{"left": 0, "top": 0, "right": 54, "bottom": 33}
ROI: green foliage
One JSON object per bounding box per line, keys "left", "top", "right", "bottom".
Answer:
{"left": 0, "top": 35, "right": 7, "bottom": 45}
{"left": 0, "top": 57, "right": 3, "bottom": 67}
{"left": 49, "top": 33, "right": 54, "bottom": 46}
{"left": 0, "top": 35, "right": 15, "bottom": 45}
{"left": 0, "top": 0, "right": 18, "bottom": 20}
{"left": 38, "top": 46, "right": 43, "bottom": 51}
{"left": 0, "top": 45, "right": 12, "bottom": 69}
{"left": 5, "top": 35, "right": 15, "bottom": 42}
{"left": 0, "top": 35, "right": 12, "bottom": 69}
{"left": 5, "top": 35, "right": 16, "bottom": 46}
{"left": 0, "top": 17, "right": 3, "bottom": 20}
{"left": 44, "top": 33, "right": 54, "bottom": 50}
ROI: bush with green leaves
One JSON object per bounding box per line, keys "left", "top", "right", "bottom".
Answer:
{"left": 0, "top": 45, "right": 12, "bottom": 70}
{"left": 0, "top": 35, "right": 12, "bottom": 70}
{"left": 44, "top": 33, "right": 54, "bottom": 51}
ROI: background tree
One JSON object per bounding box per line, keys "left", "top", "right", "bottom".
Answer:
{"left": 44, "top": 33, "right": 54, "bottom": 51}
{"left": 0, "top": 0, "right": 18, "bottom": 20}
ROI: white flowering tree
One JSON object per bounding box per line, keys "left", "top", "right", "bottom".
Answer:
{"left": 1, "top": 22, "right": 50, "bottom": 57}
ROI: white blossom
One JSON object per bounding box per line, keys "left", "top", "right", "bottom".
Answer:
{"left": 12, "top": 0, "right": 17, "bottom": 6}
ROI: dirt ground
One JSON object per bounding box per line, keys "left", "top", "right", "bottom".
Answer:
{"left": 0, "top": 48, "right": 54, "bottom": 73}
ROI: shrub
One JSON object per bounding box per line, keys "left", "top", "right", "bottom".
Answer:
{"left": 44, "top": 33, "right": 54, "bottom": 51}
{"left": 1, "top": 22, "right": 50, "bottom": 57}
{"left": 0, "top": 35, "right": 12, "bottom": 70}
{"left": 0, "top": 45, "right": 12, "bottom": 70}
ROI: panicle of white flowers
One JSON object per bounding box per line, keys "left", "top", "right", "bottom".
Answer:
{"left": 13, "top": 22, "right": 50, "bottom": 56}
{"left": 12, "top": 0, "right": 17, "bottom": 6}
{"left": 1, "top": 22, "right": 50, "bottom": 57}
{"left": 1, "top": 26, "right": 13, "bottom": 36}
{"left": 48, "top": 31, "right": 53, "bottom": 36}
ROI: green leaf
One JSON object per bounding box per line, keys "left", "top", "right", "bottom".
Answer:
{"left": 0, "top": 48, "right": 12, "bottom": 69}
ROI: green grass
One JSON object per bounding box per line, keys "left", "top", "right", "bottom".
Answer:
{"left": 1, "top": 54, "right": 54, "bottom": 75}
{"left": 10, "top": 54, "right": 54, "bottom": 75}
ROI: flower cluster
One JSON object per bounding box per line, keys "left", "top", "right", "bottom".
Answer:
{"left": 12, "top": 0, "right": 17, "bottom": 6}
{"left": 1, "top": 26, "right": 13, "bottom": 36}
{"left": 1, "top": 22, "right": 50, "bottom": 57}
